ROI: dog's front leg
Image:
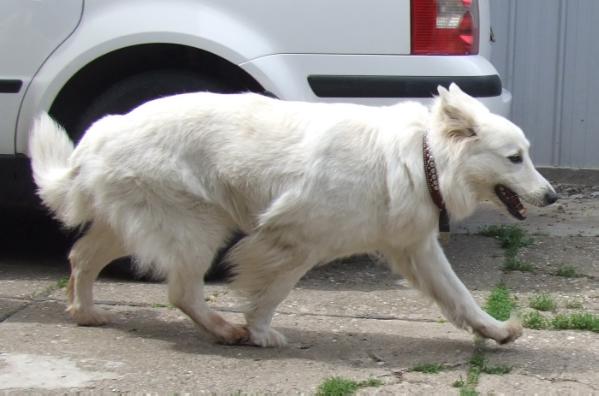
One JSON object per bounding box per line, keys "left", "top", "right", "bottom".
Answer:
{"left": 387, "top": 237, "right": 522, "bottom": 344}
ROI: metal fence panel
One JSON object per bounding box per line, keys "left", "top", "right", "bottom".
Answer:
{"left": 491, "top": 0, "right": 599, "bottom": 168}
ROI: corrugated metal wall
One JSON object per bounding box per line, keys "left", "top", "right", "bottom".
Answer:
{"left": 491, "top": 0, "right": 599, "bottom": 169}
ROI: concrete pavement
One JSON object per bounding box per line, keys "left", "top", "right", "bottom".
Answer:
{"left": 1, "top": 175, "right": 598, "bottom": 394}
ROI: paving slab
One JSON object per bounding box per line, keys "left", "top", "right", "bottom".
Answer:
{"left": 0, "top": 298, "right": 29, "bottom": 322}
{"left": 477, "top": 328, "right": 599, "bottom": 394}
{"left": 1, "top": 179, "right": 598, "bottom": 394}
{"left": 1, "top": 225, "right": 596, "bottom": 395}
{"left": 0, "top": 299, "right": 476, "bottom": 394}
{"left": 2, "top": 298, "right": 599, "bottom": 394}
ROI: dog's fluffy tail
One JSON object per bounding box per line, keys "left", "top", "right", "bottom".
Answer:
{"left": 29, "top": 114, "right": 90, "bottom": 227}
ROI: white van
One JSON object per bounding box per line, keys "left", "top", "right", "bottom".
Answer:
{"left": 0, "top": 0, "right": 509, "bottom": 205}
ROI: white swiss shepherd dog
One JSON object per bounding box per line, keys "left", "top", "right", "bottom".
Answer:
{"left": 29, "top": 83, "right": 557, "bottom": 347}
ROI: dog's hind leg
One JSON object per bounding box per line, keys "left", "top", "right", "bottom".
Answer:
{"left": 167, "top": 266, "right": 250, "bottom": 345}
{"left": 387, "top": 237, "right": 522, "bottom": 345}
{"left": 67, "top": 221, "right": 126, "bottom": 326}
{"left": 227, "top": 234, "right": 313, "bottom": 347}
{"left": 162, "top": 212, "right": 250, "bottom": 345}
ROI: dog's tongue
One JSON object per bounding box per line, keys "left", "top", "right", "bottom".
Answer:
{"left": 495, "top": 185, "right": 527, "bottom": 220}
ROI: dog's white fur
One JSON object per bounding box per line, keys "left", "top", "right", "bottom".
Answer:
{"left": 29, "top": 84, "right": 555, "bottom": 347}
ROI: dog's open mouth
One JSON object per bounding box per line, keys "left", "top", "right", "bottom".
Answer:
{"left": 495, "top": 184, "right": 527, "bottom": 220}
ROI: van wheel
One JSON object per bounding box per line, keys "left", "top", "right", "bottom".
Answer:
{"left": 73, "top": 69, "right": 225, "bottom": 142}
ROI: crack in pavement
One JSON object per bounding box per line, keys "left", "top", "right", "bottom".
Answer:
{"left": 530, "top": 374, "right": 599, "bottom": 391}
{"left": 0, "top": 282, "right": 62, "bottom": 323}
{"left": 0, "top": 294, "right": 441, "bottom": 324}
{"left": 0, "top": 301, "right": 31, "bottom": 323}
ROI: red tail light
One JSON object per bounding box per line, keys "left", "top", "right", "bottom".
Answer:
{"left": 411, "top": 0, "right": 479, "bottom": 55}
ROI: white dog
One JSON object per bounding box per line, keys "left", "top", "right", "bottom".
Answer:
{"left": 29, "top": 84, "right": 556, "bottom": 347}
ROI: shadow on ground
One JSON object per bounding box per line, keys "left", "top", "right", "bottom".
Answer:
{"left": 0, "top": 206, "right": 156, "bottom": 281}
{"left": 8, "top": 299, "right": 599, "bottom": 378}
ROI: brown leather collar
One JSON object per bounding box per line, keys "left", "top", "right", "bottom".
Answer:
{"left": 423, "top": 135, "right": 450, "bottom": 232}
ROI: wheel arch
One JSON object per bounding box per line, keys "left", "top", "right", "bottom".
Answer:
{"left": 48, "top": 43, "right": 265, "bottom": 137}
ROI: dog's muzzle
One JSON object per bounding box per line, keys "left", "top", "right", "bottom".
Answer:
{"left": 495, "top": 185, "right": 558, "bottom": 220}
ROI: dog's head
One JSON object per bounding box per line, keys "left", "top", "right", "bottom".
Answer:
{"left": 430, "top": 83, "right": 557, "bottom": 220}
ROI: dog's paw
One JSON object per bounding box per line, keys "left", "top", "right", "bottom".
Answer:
{"left": 497, "top": 317, "right": 523, "bottom": 345}
{"left": 474, "top": 316, "right": 523, "bottom": 345}
{"left": 215, "top": 325, "right": 251, "bottom": 345}
{"left": 246, "top": 327, "right": 287, "bottom": 347}
{"left": 67, "top": 305, "right": 111, "bottom": 326}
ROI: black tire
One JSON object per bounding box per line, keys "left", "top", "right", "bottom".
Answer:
{"left": 74, "top": 69, "right": 225, "bottom": 141}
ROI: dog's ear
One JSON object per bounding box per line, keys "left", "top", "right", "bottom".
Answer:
{"left": 448, "top": 82, "right": 464, "bottom": 95}
{"left": 435, "top": 84, "right": 477, "bottom": 140}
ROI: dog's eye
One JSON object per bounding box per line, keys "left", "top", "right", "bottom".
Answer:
{"left": 507, "top": 154, "right": 523, "bottom": 164}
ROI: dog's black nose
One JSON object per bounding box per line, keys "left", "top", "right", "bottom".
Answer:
{"left": 544, "top": 190, "right": 558, "bottom": 205}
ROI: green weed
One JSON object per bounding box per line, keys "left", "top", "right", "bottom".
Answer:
{"left": 523, "top": 310, "right": 599, "bottom": 332}
{"left": 479, "top": 225, "right": 533, "bottom": 254}
{"left": 565, "top": 300, "right": 583, "bottom": 309}
{"left": 555, "top": 265, "right": 579, "bottom": 278}
{"left": 411, "top": 363, "right": 444, "bottom": 374}
{"left": 522, "top": 310, "right": 549, "bottom": 329}
{"left": 456, "top": 348, "right": 511, "bottom": 396}
{"left": 56, "top": 276, "right": 69, "bottom": 289}
{"left": 360, "top": 378, "right": 383, "bottom": 387}
{"left": 459, "top": 352, "right": 482, "bottom": 396}
{"left": 484, "top": 284, "right": 516, "bottom": 321}
{"left": 551, "top": 313, "right": 599, "bottom": 332}
{"left": 457, "top": 290, "right": 515, "bottom": 395}
{"left": 316, "top": 377, "right": 383, "bottom": 396}
{"left": 503, "top": 257, "right": 534, "bottom": 272}
{"left": 529, "top": 294, "right": 556, "bottom": 312}
{"left": 151, "top": 303, "right": 174, "bottom": 308}
{"left": 481, "top": 364, "right": 512, "bottom": 375}
{"left": 469, "top": 352, "right": 511, "bottom": 375}
{"left": 460, "top": 388, "right": 479, "bottom": 396}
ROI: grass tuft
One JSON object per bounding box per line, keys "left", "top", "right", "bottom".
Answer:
{"left": 460, "top": 388, "right": 479, "bottom": 396}
{"left": 529, "top": 294, "right": 556, "bottom": 312}
{"left": 479, "top": 225, "right": 533, "bottom": 253}
{"left": 480, "top": 225, "right": 534, "bottom": 273}
{"left": 555, "top": 265, "right": 580, "bottom": 278}
{"left": 360, "top": 378, "right": 384, "bottom": 387}
{"left": 151, "top": 303, "right": 174, "bottom": 309}
{"left": 411, "top": 363, "right": 444, "bottom": 374}
{"left": 56, "top": 276, "right": 69, "bottom": 289}
{"left": 551, "top": 313, "right": 599, "bottom": 332}
{"left": 459, "top": 351, "right": 482, "bottom": 396}
{"left": 565, "top": 300, "right": 583, "bottom": 309}
{"left": 469, "top": 353, "right": 485, "bottom": 369}
{"left": 522, "top": 310, "right": 549, "bottom": 329}
{"left": 456, "top": 348, "right": 511, "bottom": 396}
{"left": 523, "top": 311, "right": 599, "bottom": 332}
{"left": 481, "top": 364, "right": 512, "bottom": 375}
{"left": 503, "top": 257, "right": 534, "bottom": 272}
{"left": 484, "top": 284, "right": 516, "bottom": 321}
{"left": 469, "top": 351, "right": 511, "bottom": 375}
{"left": 452, "top": 378, "right": 465, "bottom": 388}
{"left": 316, "top": 377, "right": 383, "bottom": 396}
